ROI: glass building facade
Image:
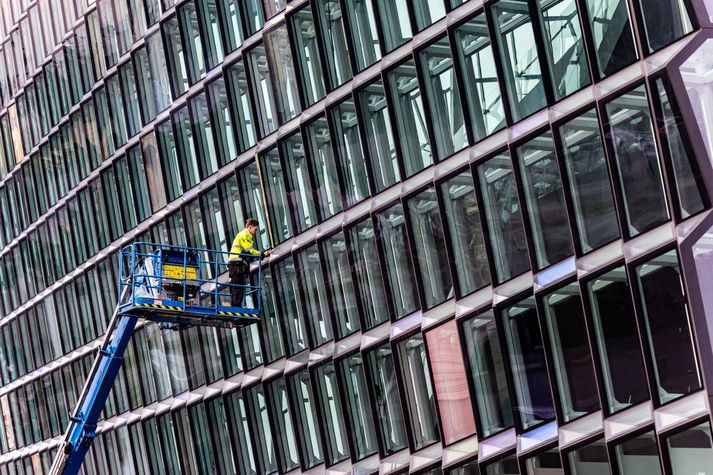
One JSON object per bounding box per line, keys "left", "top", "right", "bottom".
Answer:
{"left": 0, "top": 0, "right": 712, "bottom": 473}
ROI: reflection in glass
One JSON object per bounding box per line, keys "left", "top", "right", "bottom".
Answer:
{"left": 582, "top": 0, "right": 638, "bottom": 76}
{"left": 338, "top": 354, "right": 378, "bottom": 460}
{"left": 454, "top": 14, "right": 506, "bottom": 141}
{"left": 587, "top": 267, "right": 648, "bottom": 414}
{"left": 407, "top": 188, "right": 453, "bottom": 308}
{"left": 273, "top": 256, "right": 308, "bottom": 355}
{"left": 635, "top": 251, "right": 701, "bottom": 404}
{"left": 344, "top": 0, "right": 381, "bottom": 71}
{"left": 315, "top": 0, "right": 353, "bottom": 88}
{"left": 377, "top": 204, "right": 419, "bottom": 318}
{"left": 666, "top": 422, "right": 713, "bottom": 474}
{"left": 462, "top": 311, "right": 514, "bottom": 438}
{"left": 358, "top": 80, "right": 400, "bottom": 192}
{"left": 559, "top": 109, "right": 620, "bottom": 252}
{"left": 426, "top": 321, "right": 476, "bottom": 445}
{"left": 501, "top": 297, "right": 555, "bottom": 430}
{"left": 605, "top": 86, "right": 669, "bottom": 236}
{"left": 478, "top": 153, "right": 530, "bottom": 284}
{"left": 419, "top": 37, "right": 467, "bottom": 160}
{"left": 225, "top": 59, "right": 257, "bottom": 152}
{"left": 366, "top": 343, "right": 408, "bottom": 455}
{"left": 542, "top": 284, "right": 599, "bottom": 422}
{"left": 245, "top": 386, "right": 278, "bottom": 473}
{"left": 287, "top": 371, "right": 324, "bottom": 468}
{"left": 638, "top": 0, "right": 692, "bottom": 52}
{"left": 377, "top": 0, "right": 412, "bottom": 52}
{"left": 491, "top": 0, "right": 547, "bottom": 121}
{"left": 246, "top": 44, "right": 278, "bottom": 136}
{"left": 524, "top": 448, "right": 564, "bottom": 475}
{"left": 290, "top": 6, "right": 326, "bottom": 106}
{"left": 295, "top": 244, "right": 333, "bottom": 346}
{"left": 263, "top": 26, "right": 301, "bottom": 124}
{"left": 516, "top": 132, "right": 573, "bottom": 269}
{"left": 614, "top": 431, "right": 663, "bottom": 475}
{"left": 280, "top": 132, "right": 317, "bottom": 233}
{"left": 413, "top": 0, "right": 445, "bottom": 30}
{"left": 314, "top": 362, "right": 350, "bottom": 465}
{"left": 266, "top": 379, "right": 300, "bottom": 472}
{"left": 305, "top": 117, "right": 343, "bottom": 219}
{"left": 259, "top": 148, "right": 293, "bottom": 244}
{"left": 320, "top": 232, "right": 360, "bottom": 338}
{"left": 387, "top": 60, "right": 433, "bottom": 176}
{"left": 441, "top": 171, "right": 490, "bottom": 295}
{"left": 568, "top": 438, "right": 610, "bottom": 474}
{"left": 536, "top": 0, "right": 590, "bottom": 99}
{"left": 330, "top": 98, "right": 371, "bottom": 206}
{"left": 654, "top": 79, "right": 705, "bottom": 219}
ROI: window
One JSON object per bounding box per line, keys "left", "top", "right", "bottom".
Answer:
{"left": 163, "top": 16, "right": 190, "bottom": 98}
{"left": 515, "top": 131, "right": 573, "bottom": 269}
{"left": 266, "top": 379, "right": 300, "bottom": 472}
{"left": 536, "top": 0, "right": 590, "bottom": 99}
{"left": 273, "top": 256, "right": 308, "bottom": 355}
{"left": 559, "top": 109, "right": 620, "bottom": 253}
{"left": 280, "top": 132, "right": 317, "bottom": 231}
{"left": 189, "top": 93, "right": 219, "bottom": 179}
{"left": 330, "top": 98, "right": 370, "bottom": 206}
{"left": 462, "top": 310, "right": 514, "bottom": 438}
{"left": 196, "top": 0, "right": 225, "bottom": 69}
{"left": 613, "top": 431, "right": 662, "bottom": 474}
{"left": 426, "top": 321, "right": 476, "bottom": 445}
{"left": 225, "top": 59, "right": 258, "bottom": 152}
{"left": 305, "top": 116, "right": 343, "bottom": 218}
{"left": 343, "top": 0, "right": 381, "bottom": 71}
{"left": 664, "top": 422, "right": 713, "bottom": 473}
{"left": 314, "top": 0, "right": 352, "bottom": 89}
{"left": 320, "top": 233, "right": 360, "bottom": 339}
{"left": 419, "top": 37, "right": 467, "bottom": 160}
{"left": 501, "top": 297, "right": 555, "bottom": 430}
{"left": 119, "top": 61, "right": 142, "bottom": 138}
{"left": 638, "top": 0, "right": 693, "bottom": 52}
{"left": 366, "top": 342, "right": 408, "bottom": 455}
{"left": 217, "top": 0, "right": 245, "bottom": 53}
{"left": 295, "top": 244, "right": 333, "bottom": 346}
{"left": 287, "top": 371, "right": 324, "bottom": 468}
{"left": 541, "top": 284, "right": 599, "bottom": 422}
{"left": 245, "top": 385, "right": 278, "bottom": 474}
{"left": 407, "top": 187, "right": 453, "bottom": 307}
{"left": 582, "top": 0, "right": 638, "bottom": 76}
{"left": 491, "top": 0, "right": 547, "bottom": 121}
{"left": 484, "top": 454, "right": 520, "bottom": 475}
{"left": 338, "top": 353, "right": 378, "bottom": 460}
{"left": 178, "top": 2, "right": 207, "bottom": 84}
{"left": 377, "top": 0, "right": 412, "bottom": 52}
{"left": 174, "top": 106, "right": 201, "bottom": 191}
{"left": 585, "top": 267, "right": 648, "bottom": 414}
{"left": 207, "top": 78, "right": 238, "bottom": 167}
{"left": 567, "top": 437, "right": 611, "bottom": 474}
{"left": 264, "top": 26, "right": 301, "bottom": 123}
{"left": 387, "top": 60, "right": 433, "bottom": 176}
{"left": 260, "top": 148, "right": 293, "bottom": 244}
{"left": 238, "top": 161, "right": 271, "bottom": 250}
{"left": 524, "top": 448, "right": 564, "bottom": 475}
{"left": 634, "top": 251, "right": 701, "bottom": 404}
{"left": 313, "top": 362, "right": 350, "bottom": 465}
{"left": 347, "top": 218, "right": 390, "bottom": 328}
{"left": 290, "top": 5, "right": 326, "bottom": 107}
{"left": 477, "top": 153, "right": 530, "bottom": 284}
{"left": 412, "top": 0, "right": 445, "bottom": 30}
{"left": 377, "top": 203, "right": 419, "bottom": 318}
{"left": 358, "top": 80, "right": 400, "bottom": 192}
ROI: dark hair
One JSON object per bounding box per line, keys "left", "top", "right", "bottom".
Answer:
{"left": 246, "top": 218, "right": 259, "bottom": 227}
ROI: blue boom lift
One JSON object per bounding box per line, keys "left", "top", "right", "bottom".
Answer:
{"left": 49, "top": 242, "right": 263, "bottom": 475}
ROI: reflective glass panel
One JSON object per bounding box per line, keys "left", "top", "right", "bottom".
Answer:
{"left": 330, "top": 98, "right": 371, "bottom": 206}
{"left": 377, "top": 0, "right": 412, "bottom": 52}
{"left": 582, "top": 0, "right": 638, "bottom": 76}
{"left": 525, "top": 448, "right": 564, "bottom": 475}
{"left": 313, "top": 362, "right": 350, "bottom": 465}
{"left": 338, "top": 354, "right": 378, "bottom": 460}
{"left": 287, "top": 371, "right": 323, "bottom": 468}
{"left": 484, "top": 455, "right": 520, "bottom": 475}
{"left": 568, "top": 437, "right": 610, "bottom": 474}
{"left": 315, "top": 0, "right": 353, "bottom": 88}
{"left": 638, "top": 0, "right": 692, "bottom": 52}
{"left": 320, "top": 232, "right": 360, "bottom": 338}
{"left": 305, "top": 117, "right": 343, "bottom": 219}
{"left": 344, "top": 0, "right": 381, "bottom": 71}
{"left": 614, "top": 431, "right": 663, "bottom": 475}
{"left": 290, "top": 5, "right": 326, "bottom": 107}
{"left": 279, "top": 132, "right": 317, "bottom": 233}
{"left": 666, "top": 422, "right": 713, "bottom": 474}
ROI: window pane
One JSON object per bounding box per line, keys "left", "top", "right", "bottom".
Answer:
{"left": 665, "top": 422, "right": 713, "bottom": 474}
{"left": 542, "top": 284, "right": 599, "bottom": 422}
{"left": 568, "top": 437, "right": 610, "bottom": 474}
{"left": 635, "top": 251, "right": 702, "bottom": 404}
{"left": 295, "top": 244, "right": 333, "bottom": 345}
{"left": 358, "top": 80, "right": 400, "bottom": 192}
{"left": 586, "top": 267, "right": 649, "bottom": 414}
{"left": 174, "top": 106, "right": 201, "bottom": 190}
{"left": 559, "top": 109, "right": 620, "bottom": 252}
{"left": 266, "top": 379, "right": 300, "bottom": 472}
{"left": 638, "top": 0, "right": 692, "bottom": 52}
{"left": 516, "top": 132, "right": 573, "bottom": 269}
{"left": 189, "top": 93, "right": 219, "bottom": 178}
{"left": 246, "top": 44, "right": 279, "bottom": 136}
{"left": 305, "top": 116, "right": 343, "bottom": 218}
{"left": 196, "top": 0, "right": 225, "bottom": 69}
{"left": 347, "top": 218, "right": 390, "bottom": 328}
{"left": 491, "top": 0, "right": 547, "bottom": 121}
{"left": 412, "top": 0, "right": 445, "bottom": 30}
{"left": 426, "top": 321, "right": 476, "bottom": 445}
{"left": 387, "top": 60, "right": 433, "bottom": 176}
{"left": 280, "top": 132, "right": 317, "bottom": 232}
{"left": 536, "top": 0, "right": 590, "bottom": 99}
{"left": 163, "top": 16, "right": 189, "bottom": 98}
{"left": 287, "top": 371, "right": 324, "bottom": 468}
{"left": 338, "top": 354, "right": 378, "bottom": 460}
{"left": 343, "top": 0, "right": 381, "bottom": 71}
{"left": 501, "top": 297, "right": 555, "bottom": 430}
{"left": 273, "top": 257, "right": 308, "bottom": 355}
{"left": 314, "top": 362, "right": 349, "bottom": 465}
{"left": 377, "top": 204, "right": 419, "bottom": 318}
{"left": 654, "top": 79, "right": 705, "bottom": 219}
{"left": 264, "top": 26, "right": 301, "bottom": 124}
{"left": 462, "top": 310, "right": 514, "bottom": 438}
{"left": 330, "top": 98, "right": 370, "bottom": 207}
{"left": 246, "top": 386, "right": 278, "bottom": 473}
{"left": 366, "top": 343, "right": 408, "bottom": 455}
{"left": 315, "top": 0, "right": 353, "bottom": 88}
{"left": 260, "top": 148, "right": 293, "bottom": 243}
{"left": 218, "top": 0, "right": 245, "bottom": 52}
{"left": 290, "top": 5, "right": 326, "bottom": 107}
{"left": 207, "top": 78, "right": 238, "bottom": 166}
{"left": 582, "top": 0, "right": 638, "bottom": 76}
{"left": 614, "top": 431, "right": 663, "bottom": 475}
{"left": 320, "top": 233, "right": 360, "bottom": 338}
{"left": 407, "top": 187, "right": 453, "bottom": 307}
{"left": 605, "top": 86, "right": 669, "bottom": 236}
{"left": 484, "top": 455, "right": 520, "bottom": 475}
{"left": 477, "top": 153, "right": 530, "bottom": 284}
{"left": 440, "top": 171, "right": 490, "bottom": 295}
{"left": 524, "top": 448, "right": 564, "bottom": 475}
{"left": 377, "top": 0, "right": 412, "bottom": 51}
{"left": 178, "top": 1, "right": 206, "bottom": 84}
{"left": 225, "top": 59, "right": 258, "bottom": 152}
{"left": 419, "top": 37, "right": 467, "bottom": 159}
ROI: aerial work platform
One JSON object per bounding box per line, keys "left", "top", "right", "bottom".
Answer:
{"left": 50, "top": 242, "right": 264, "bottom": 475}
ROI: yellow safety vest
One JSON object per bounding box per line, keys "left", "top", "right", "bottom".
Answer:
{"left": 229, "top": 229, "right": 261, "bottom": 260}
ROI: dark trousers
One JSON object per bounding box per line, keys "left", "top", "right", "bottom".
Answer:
{"left": 228, "top": 260, "right": 249, "bottom": 307}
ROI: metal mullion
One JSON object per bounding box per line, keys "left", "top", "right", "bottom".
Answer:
{"left": 367, "top": 0, "right": 388, "bottom": 59}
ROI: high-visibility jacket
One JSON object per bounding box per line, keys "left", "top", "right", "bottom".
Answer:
{"left": 229, "top": 229, "right": 261, "bottom": 261}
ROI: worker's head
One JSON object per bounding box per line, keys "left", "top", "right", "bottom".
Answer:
{"left": 246, "top": 218, "right": 259, "bottom": 235}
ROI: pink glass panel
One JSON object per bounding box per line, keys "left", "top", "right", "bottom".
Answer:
{"left": 426, "top": 320, "right": 476, "bottom": 445}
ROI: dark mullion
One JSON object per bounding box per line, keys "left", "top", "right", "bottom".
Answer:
{"left": 572, "top": 0, "right": 606, "bottom": 82}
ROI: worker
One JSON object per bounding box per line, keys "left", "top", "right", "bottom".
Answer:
{"left": 228, "top": 218, "right": 270, "bottom": 307}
